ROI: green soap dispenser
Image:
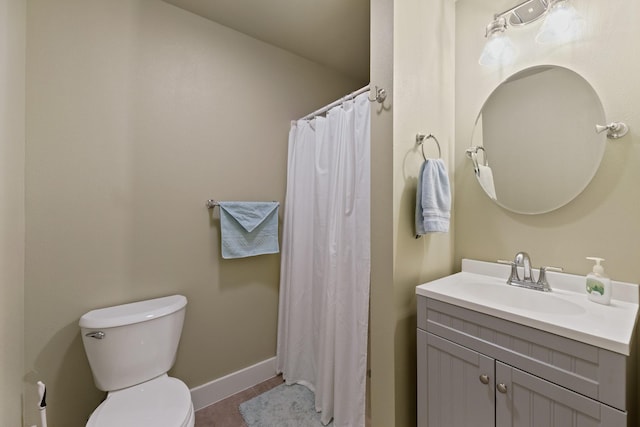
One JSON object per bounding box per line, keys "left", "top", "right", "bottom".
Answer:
{"left": 586, "top": 257, "right": 611, "bottom": 305}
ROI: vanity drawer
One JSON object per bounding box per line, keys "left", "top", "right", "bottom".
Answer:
{"left": 417, "top": 296, "right": 631, "bottom": 411}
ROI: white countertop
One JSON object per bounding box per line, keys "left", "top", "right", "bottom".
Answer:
{"left": 416, "top": 259, "right": 639, "bottom": 355}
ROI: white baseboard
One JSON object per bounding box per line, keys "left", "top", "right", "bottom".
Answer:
{"left": 190, "top": 357, "right": 277, "bottom": 411}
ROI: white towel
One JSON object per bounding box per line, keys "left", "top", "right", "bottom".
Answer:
{"left": 218, "top": 201, "right": 279, "bottom": 259}
{"left": 416, "top": 159, "right": 451, "bottom": 234}
{"left": 476, "top": 164, "right": 497, "bottom": 201}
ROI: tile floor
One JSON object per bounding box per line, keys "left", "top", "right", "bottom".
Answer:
{"left": 194, "top": 375, "right": 284, "bottom": 427}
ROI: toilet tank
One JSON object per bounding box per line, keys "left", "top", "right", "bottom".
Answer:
{"left": 79, "top": 295, "right": 187, "bottom": 392}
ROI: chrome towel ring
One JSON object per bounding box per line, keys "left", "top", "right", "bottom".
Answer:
{"left": 416, "top": 133, "right": 442, "bottom": 160}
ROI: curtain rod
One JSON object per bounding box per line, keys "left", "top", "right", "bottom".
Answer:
{"left": 299, "top": 84, "right": 371, "bottom": 121}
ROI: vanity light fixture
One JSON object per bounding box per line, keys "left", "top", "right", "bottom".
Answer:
{"left": 479, "top": 0, "right": 583, "bottom": 66}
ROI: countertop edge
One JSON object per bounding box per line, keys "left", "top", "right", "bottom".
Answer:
{"left": 417, "top": 290, "right": 632, "bottom": 355}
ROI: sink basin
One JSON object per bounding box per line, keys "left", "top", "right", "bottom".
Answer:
{"left": 416, "top": 259, "right": 639, "bottom": 355}
{"left": 460, "top": 278, "right": 586, "bottom": 315}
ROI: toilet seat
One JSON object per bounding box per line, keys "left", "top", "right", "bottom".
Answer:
{"left": 86, "top": 375, "right": 194, "bottom": 427}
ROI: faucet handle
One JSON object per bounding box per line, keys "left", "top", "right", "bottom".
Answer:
{"left": 498, "top": 259, "right": 520, "bottom": 284}
{"left": 536, "top": 266, "right": 563, "bottom": 291}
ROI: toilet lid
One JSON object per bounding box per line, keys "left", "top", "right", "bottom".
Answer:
{"left": 87, "top": 376, "right": 193, "bottom": 427}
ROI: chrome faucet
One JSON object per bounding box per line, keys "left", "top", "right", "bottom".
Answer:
{"left": 499, "top": 252, "right": 563, "bottom": 292}
{"left": 514, "top": 252, "right": 533, "bottom": 283}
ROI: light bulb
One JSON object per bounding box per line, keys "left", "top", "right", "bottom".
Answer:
{"left": 479, "top": 31, "right": 517, "bottom": 66}
{"left": 536, "top": 0, "right": 584, "bottom": 44}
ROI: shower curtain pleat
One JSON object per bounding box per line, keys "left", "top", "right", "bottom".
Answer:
{"left": 276, "top": 93, "right": 371, "bottom": 427}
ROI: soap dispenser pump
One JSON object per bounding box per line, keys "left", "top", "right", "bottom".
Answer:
{"left": 586, "top": 257, "right": 611, "bottom": 305}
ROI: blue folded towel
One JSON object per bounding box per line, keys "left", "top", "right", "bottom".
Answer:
{"left": 218, "top": 201, "right": 279, "bottom": 259}
{"left": 415, "top": 159, "right": 450, "bottom": 235}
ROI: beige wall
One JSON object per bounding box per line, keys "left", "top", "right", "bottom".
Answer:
{"left": 369, "top": 0, "right": 395, "bottom": 424}
{"left": 455, "top": 0, "right": 640, "bottom": 280}
{"left": 370, "top": 0, "right": 455, "bottom": 426}
{"left": 0, "top": 0, "right": 25, "bottom": 424}
{"left": 24, "top": 0, "right": 361, "bottom": 425}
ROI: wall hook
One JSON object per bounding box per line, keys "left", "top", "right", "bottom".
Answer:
{"left": 595, "top": 122, "right": 629, "bottom": 139}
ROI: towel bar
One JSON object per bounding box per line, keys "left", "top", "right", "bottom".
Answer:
{"left": 206, "top": 199, "right": 279, "bottom": 209}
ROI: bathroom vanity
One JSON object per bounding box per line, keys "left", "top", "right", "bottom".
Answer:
{"left": 416, "top": 259, "right": 639, "bottom": 427}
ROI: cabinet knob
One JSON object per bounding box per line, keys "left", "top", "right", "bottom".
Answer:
{"left": 479, "top": 374, "right": 490, "bottom": 385}
{"left": 497, "top": 383, "right": 508, "bottom": 394}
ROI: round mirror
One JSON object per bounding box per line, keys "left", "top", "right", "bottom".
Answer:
{"left": 470, "top": 65, "right": 606, "bottom": 214}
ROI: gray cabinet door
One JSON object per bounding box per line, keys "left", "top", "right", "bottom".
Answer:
{"left": 418, "top": 330, "right": 495, "bottom": 427}
{"left": 495, "top": 362, "right": 627, "bottom": 427}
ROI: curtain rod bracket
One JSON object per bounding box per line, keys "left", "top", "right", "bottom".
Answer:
{"left": 368, "top": 86, "right": 387, "bottom": 103}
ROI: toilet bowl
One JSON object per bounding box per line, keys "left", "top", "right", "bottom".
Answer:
{"left": 79, "top": 295, "right": 194, "bottom": 427}
{"left": 86, "top": 375, "right": 194, "bottom": 427}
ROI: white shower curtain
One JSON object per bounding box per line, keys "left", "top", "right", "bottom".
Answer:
{"left": 276, "top": 92, "right": 371, "bottom": 426}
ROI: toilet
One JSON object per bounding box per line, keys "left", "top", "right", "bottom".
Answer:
{"left": 79, "top": 295, "right": 194, "bottom": 427}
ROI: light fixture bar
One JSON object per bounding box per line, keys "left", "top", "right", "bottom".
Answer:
{"left": 492, "top": 0, "right": 549, "bottom": 22}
